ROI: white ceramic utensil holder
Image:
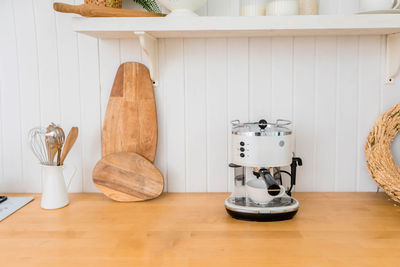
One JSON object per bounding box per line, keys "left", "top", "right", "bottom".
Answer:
{"left": 40, "top": 164, "right": 75, "bottom": 210}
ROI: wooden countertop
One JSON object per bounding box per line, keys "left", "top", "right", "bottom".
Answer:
{"left": 2, "top": 193, "right": 400, "bottom": 266}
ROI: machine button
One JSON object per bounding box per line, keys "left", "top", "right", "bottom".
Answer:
{"left": 240, "top": 147, "right": 245, "bottom": 152}
{"left": 240, "top": 153, "right": 245, "bottom": 158}
{"left": 240, "top": 141, "right": 245, "bottom": 146}
{"left": 279, "top": 140, "right": 285, "bottom": 147}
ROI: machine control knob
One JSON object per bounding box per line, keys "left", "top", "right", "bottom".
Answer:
{"left": 258, "top": 119, "right": 268, "bottom": 130}
{"left": 240, "top": 153, "right": 245, "bottom": 158}
{"left": 240, "top": 141, "right": 245, "bottom": 146}
{"left": 240, "top": 147, "right": 245, "bottom": 152}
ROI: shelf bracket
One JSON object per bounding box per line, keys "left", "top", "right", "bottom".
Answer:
{"left": 386, "top": 33, "right": 400, "bottom": 84}
{"left": 134, "top": 31, "right": 159, "bottom": 86}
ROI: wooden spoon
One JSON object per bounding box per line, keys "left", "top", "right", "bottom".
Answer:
{"left": 60, "top": 127, "right": 79, "bottom": 165}
{"left": 46, "top": 124, "right": 58, "bottom": 165}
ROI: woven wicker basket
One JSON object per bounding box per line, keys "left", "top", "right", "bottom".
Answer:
{"left": 85, "top": 0, "right": 122, "bottom": 8}
{"left": 365, "top": 102, "right": 400, "bottom": 203}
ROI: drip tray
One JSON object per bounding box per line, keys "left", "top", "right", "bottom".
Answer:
{"left": 228, "top": 196, "right": 297, "bottom": 208}
{"left": 225, "top": 196, "right": 299, "bottom": 222}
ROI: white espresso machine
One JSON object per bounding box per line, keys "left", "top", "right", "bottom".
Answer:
{"left": 225, "top": 119, "right": 302, "bottom": 221}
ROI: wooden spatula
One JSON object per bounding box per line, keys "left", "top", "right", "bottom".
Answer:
{"left": 60, "top": 127, "right": 79, "bottom": 165}
{"left": 53, "top": 3, "right": 165, "bottom": 17}
{"left": 92, "top": 152, "right": 164, "bottom": 202}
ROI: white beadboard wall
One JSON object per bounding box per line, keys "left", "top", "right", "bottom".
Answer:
{"left": 1, "top": 0, "right": 400, "bottom": 193}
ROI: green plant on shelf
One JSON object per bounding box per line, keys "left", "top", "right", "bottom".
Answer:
{"left": 109, "top": 0, "right": 162, "bottom": 13}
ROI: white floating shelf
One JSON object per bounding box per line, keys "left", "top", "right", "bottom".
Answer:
{"left": 72, "top": 15, "right": 400, "bottom": 85}
{"left": 73, "top": 15, "right": 400, "bottom": 38}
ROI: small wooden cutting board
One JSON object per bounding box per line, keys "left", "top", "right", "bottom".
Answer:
{"left": 93, "top": 152, "right": 164, "bottom": 202}
{"left": 102, "top": 62, "right": 157, "bottom": 162}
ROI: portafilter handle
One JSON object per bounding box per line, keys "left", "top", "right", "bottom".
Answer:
{"left": 258, "top": 168, "right": 277, "bottom": 187}
{"left": 258, "top": 168, "right": 281, "bottom": 196}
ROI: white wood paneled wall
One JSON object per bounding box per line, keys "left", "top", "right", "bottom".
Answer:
{"left": 1, "top": 0, "right": 400, "bottom": 193}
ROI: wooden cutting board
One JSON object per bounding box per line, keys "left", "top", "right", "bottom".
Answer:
{"left": 93, "top": 152, "right": 164, "bottom": 202}
{"left": 53, "top": 3, "right": 165, "bottom": 17}
{"left": 102, "top": 62, "right": 157, "bottom": 162}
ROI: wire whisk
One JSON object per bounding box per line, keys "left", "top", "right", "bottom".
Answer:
{"left": 29, "top": 127, "right": 51, "bottom": 165}
{"left": 29, "top": 123, "right": 68, "bottom": 166}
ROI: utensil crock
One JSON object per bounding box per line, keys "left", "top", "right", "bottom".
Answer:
{"left": 40, "top": 164, "right": 75, "bottom": 210}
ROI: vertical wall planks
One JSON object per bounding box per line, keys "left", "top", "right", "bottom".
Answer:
{"left": 230, "top": 0, "right": 241, "bottom": 16}
{"left": 338, "top": 0, "right": 359, "bottom": 14}
{"left": 319, "top": 0, "right": 338, "bottom": 14}
{"left": 208, "top": 0, "right": 231, "bottom": 16}
{"left": 271, "top": 37, "right": 293, "bottom": 121}
{"left": 13, "top": 0, "right": 42, "bottom": 192}
{"left": 77, "top": 34, "right": 101, "bottom": 192}
{"left": 165, "top": 39, "right": 186, "bottom": 192}
{"left": 73, "top": 1, "right": 101, "bottom": 192}
{"left": 0, "top": 0, "right": 23, "bottom": 192}
{"left": 293, "top": 37, "right": 315, "bottom": 192}
{"left": 227, "top": 38, "right": 249, "bottom": 191}
{"left": 206, "top": 38, "right": 228, "bottom": 192}
{"left": 197, "top": 3, "right": 208, "bottom": 16}
{"left": 184, "top": 39, "right": 207, "bottom": 192}
{"left": 357, "top": 36, "right": 382, "bottom": 192}
{"left": 1, "top": 0, "right": 398, "bottom": 193}
{"left": 314, "top": 37, "right": 337, "bottom": 191}
{"left": 155, "top": 39, "right": 167, "bottom": 191}
{"left": 249, "top": 37, "right": 272, "bottom": 121}
{"left": 55, "top": 0, "right": 83, "bottom": 192}
{"left": 120, "top": 39, "right": 142, "bottom": 63}
{"left": 33, "top": 0, "right": 61, "bottom": 124}
{"left": 335, "top": 36, "right": 359, "bottom": 192}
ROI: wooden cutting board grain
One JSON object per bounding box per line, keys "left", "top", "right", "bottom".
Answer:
{"left": 102, "top": 62, "right": 157, "bottom": 162}
{"left": 53, "top": 3, "right": 165, "bottom": 17}
{"left": 93, "top": 152, "right": 164, "bottom": 202}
